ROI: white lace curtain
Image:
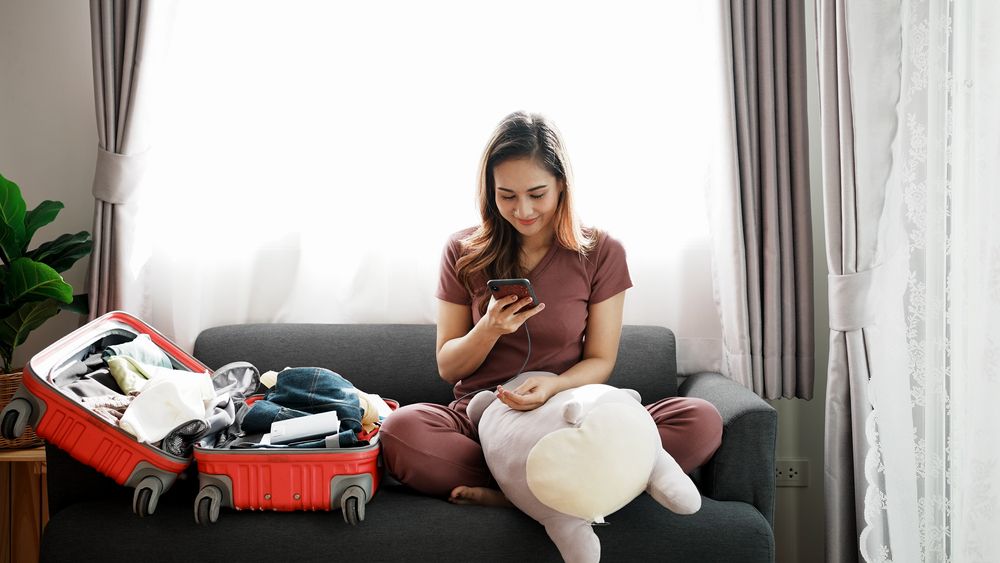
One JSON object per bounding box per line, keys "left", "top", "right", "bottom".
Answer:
{"left": 838, "top": 0, "right": 1000, "bottom": 561}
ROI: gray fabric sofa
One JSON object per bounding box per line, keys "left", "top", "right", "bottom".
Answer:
{"left": 40, "top": 324, "right": 776, "bottom": 562}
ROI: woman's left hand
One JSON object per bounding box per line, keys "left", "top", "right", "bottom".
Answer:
{"left": 497, "top": 376, "right": 563, "bottom": 411}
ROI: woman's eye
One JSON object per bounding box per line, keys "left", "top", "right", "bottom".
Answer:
{"left": 499, "top": 193, "right": 544, "bottom": 201}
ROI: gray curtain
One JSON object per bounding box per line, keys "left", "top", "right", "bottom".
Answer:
{"left": 87, "top": 0, "right": 167, "bottom": 318}
{"left": 711, "top": 0, "right": 814, "bottom": 399}
{"left": 816, "top": 0, "right": 902, "bottom": 561}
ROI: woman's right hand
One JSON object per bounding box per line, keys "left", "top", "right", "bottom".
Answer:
{"left": 435, "top": 294, "right": 545, "bottom": 384}
{"left": 479, "top": 294, "right": 545, "bottom": 336}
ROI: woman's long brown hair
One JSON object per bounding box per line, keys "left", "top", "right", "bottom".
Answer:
{"left": 456, "top": 112, "right": 596, "bottom": 314}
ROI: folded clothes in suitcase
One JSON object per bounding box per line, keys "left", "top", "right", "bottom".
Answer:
{"left": 0, "top": 311, "right": 252, "bottom": 516}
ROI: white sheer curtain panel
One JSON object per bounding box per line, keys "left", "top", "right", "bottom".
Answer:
{"left": 130, "top": 0, "right": 726, "bottom": 368}
{"left": 859, "top": 0, "right": 1000, "bottom": 561}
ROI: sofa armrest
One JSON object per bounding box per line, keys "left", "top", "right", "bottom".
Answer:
{"left": 678, "top": 372, "right": 776, "bottom": 527}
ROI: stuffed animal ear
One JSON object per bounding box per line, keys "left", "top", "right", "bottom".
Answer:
{"left": 623, "top": 389, "right": 642, "bottom": 403}
{"left": 563, "top": 400, "right": 583, "bottom": 425}
{"left": 466, "top": 390, "right": 497, "bottom": 425}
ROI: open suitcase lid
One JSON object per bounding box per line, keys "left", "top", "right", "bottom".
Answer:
{"left": 26, "top": 310, "right": 210, "bottom": 383}
{"left": 12, "top": 311, "right": 210, "bottom": 491}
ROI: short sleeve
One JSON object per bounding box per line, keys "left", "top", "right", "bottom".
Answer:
{"left": 589, "top": 232, "right": 633, "bottom": 304}
{"left": 436, "top": 231, "right": 474, "bottom": 305}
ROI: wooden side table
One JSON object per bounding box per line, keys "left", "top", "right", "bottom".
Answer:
{"left": 0, "top": 447, "right": 47, "bottom": 563}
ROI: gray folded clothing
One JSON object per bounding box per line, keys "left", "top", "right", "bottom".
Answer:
{"left": 50, "top": 352, "right": 108, "bottom": 387}
{"left": 64, "top": 369, "right": 127, "bottom": 398}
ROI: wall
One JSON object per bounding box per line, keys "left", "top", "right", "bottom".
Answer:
{"left": 0, "top": 1, "right": 831, "bottom": 560}
{"left": 0, "top": 0, "right": 96, "bottom": 371}
{"left": 771, "top": 0, "right": 829, "bottom": 561}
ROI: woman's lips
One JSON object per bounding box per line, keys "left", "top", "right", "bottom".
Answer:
{"left": 517, "top": 217, "right": 538, "bottom": 226}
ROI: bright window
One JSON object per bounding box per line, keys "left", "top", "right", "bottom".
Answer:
{"left": 138, "top": 0, "right": 723, "bottom": 368}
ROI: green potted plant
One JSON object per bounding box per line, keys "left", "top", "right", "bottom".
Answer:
{"left": 0, "top": 171, "right": 92, "bottom": 445}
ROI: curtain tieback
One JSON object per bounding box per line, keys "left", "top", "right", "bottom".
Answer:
{"left": 828, "top": 266, "right": 879, "bottom": 332}
{"left": 92, "top": 146, "right": 150, "bottom": 204}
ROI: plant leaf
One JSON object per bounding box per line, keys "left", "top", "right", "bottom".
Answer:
{"left": 0, "top": 299, "right": 60, "bottom": 372}
{"left": 5, "top": 257, "right": 73, "bottom": 304}
{"left": 0, "top": 173, "right": 27, "bottom": 264}
{"left": 26, "top": 231, "right": 93, "bottom": 273}
{"left": 24, "top": 200, "right": 63, "bottom": 249}
{"left": 58, "top": 293, "right": 90, "bottom": 316}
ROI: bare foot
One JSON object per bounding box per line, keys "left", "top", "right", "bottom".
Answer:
{"left": 448, "top": 485, "right": 514, "bottom": 507}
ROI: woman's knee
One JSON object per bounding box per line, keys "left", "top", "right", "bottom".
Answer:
{"left": 649, "top": 397, "right": 724, "bottom": 472}
{"left": 379, "top": 404, "right": 441, "bottom": 464}
{"left": 379, "top": 403, "right": 430, "bottom": 440}
{"left": 686, "top": 398, "right": 723, "bottom": 446}
{"left": 680, "top": 398, "right": 723, "bottom": 469}
{"left": 379, "top": 404, "right": 437, "bottom": 481}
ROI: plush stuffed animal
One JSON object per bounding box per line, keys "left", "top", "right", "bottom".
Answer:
{"left": 467, "top": 372, "right": 701, "bottom": 563}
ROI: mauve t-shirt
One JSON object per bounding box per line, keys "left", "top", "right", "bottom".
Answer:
{"left": 436, "top": 227, "right": 633, "bottom": 408}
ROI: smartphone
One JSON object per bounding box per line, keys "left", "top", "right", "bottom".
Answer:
{"left": 487, "top": 278, "right": 539, "bottom": 309}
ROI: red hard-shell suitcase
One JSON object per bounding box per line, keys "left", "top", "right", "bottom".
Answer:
{"left": 192, "top": 399, "right": 398, "bottom": 526}
{"left": 0, "top": 311, "right": 211, "bottom": 516}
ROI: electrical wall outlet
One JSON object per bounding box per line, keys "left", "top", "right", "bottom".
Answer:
{"left": 775, "top": 459, "right": 809, "bottom": 487}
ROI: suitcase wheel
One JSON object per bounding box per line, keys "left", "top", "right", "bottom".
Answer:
{"left": 194, "top": 485, "right": 223, "bottom": 526}
{"left": 0, "top": 398, "right": 31, "bottom": 440}
{"left": 133, "top": 476, "right": 164, "bottom": 517}
{"left": 341, "top": 485, "right": 366, "bottom": 526}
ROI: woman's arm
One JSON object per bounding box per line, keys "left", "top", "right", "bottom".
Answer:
{"left": 499, "top": 290, "right": 627, "bottom": 410}
{"left": 436, "top": 295, "right": 546, "bottom": 384}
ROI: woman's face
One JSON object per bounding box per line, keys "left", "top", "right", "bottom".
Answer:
{"left": 492, "top": 157, "right": 563, "bottom": 242}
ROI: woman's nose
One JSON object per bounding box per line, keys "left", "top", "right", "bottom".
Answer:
{"left": 516, "top": 198, "right": 533, "bottom": 218}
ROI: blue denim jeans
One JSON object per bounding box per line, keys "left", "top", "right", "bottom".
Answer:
{"left": 241, "top": 367, "right": 365, "bottom": 447}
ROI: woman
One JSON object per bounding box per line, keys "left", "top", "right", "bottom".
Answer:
{"left": 380, "top": 112, "right": 722, "bottom": 507}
